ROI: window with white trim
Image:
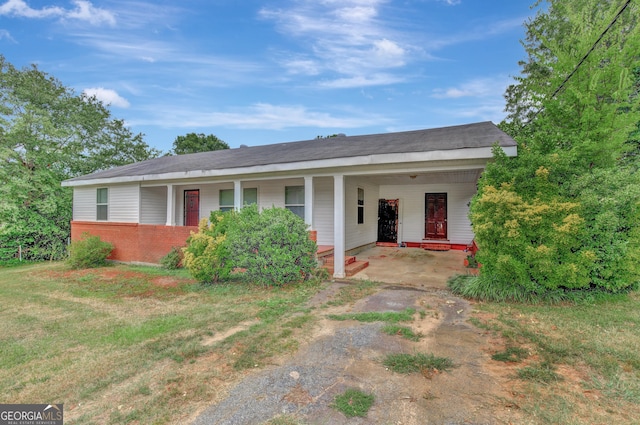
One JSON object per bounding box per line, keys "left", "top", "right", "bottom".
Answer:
{"left": 219, "top": 189, "right": 234, "bottom": 212}
{"left": 357, "top": 187, "right": 365, "bottom": 224}
{"left": 243, "top": 187, "right": 258, "bottom": 206}
{"left": 220, "top": 188, "right": 258, "bottom": 212}
{"left": 285, "top": 186, "right": 304, "bottom": 219}
{"left": 97, "top": 188, "right": 108, "bottom": 221}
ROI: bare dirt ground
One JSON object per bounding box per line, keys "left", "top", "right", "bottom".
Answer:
{"left": 193, "top": 248, "right": 530, "bottom": 425}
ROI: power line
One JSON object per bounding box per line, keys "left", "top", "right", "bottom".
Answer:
{"left": 550, "top": 0, "right": 633, "bottom": 99}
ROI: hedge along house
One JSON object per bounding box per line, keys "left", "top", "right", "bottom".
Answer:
{"left": 62, "top": 121, "right": 517, "bottom": 278}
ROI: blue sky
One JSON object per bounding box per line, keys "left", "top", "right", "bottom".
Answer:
{"left": 1, "top": 0, "right": 537, "bottom": 152}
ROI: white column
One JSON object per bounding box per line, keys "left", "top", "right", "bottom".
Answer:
{"left": 234, "top": 180, "right": 242, "bottom": 211}
{"left": 165, "top": 184, "right": 175, "bottom": 226}
{"left": 333, "top": 174, "right": 345, "bottom": 278}
{"left": 304, "top": 176, "right": 314, "bottom": 228}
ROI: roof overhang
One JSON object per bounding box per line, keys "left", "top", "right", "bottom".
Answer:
{"left": 62, "top": 145, "right": 516, "bottom": 187}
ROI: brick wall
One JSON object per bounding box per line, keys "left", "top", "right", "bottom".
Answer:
{"left": 71, "top": 221, "right": 196, "bottom": 264}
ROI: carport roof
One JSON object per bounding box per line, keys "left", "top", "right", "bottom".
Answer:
{"left": 63, "top": 121, "right": 516, "bottom": 184}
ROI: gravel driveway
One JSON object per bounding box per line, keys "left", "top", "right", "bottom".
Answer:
{"left": 192, "top": 283, "right": 525, "bottom": 425}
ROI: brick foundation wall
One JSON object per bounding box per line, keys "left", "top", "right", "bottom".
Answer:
{"left": 71, "top": 221, "right": 196, "bottom": 264}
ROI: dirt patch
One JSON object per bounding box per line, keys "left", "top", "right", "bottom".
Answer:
{"left": 192, "top": 283, "right": 528, "bottom": 425}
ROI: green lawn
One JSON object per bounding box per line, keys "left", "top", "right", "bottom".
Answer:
{"left": 0, "top": 262, "right": 321, "bottom": 424}
{"left": 471, "top": 292, "right": 640, "bottom": 424}
{"left": 1, "top": 262, "right": 639, "bottom": 424}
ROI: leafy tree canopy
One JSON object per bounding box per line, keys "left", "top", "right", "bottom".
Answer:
{"left": 170, "top": 133, "right": 229, "bottom": 155}
{"left": 461, "top": 0, "right": 640, "bottom": 301}
{"left": 0, "top": 56, "right": 160, "bottom": 261}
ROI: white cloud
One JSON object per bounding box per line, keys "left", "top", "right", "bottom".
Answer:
{"left": 0, "top": 0, "right": 63, "bottom": 18}
{"left": 135, "top": 103, "right": 388, "bottom": 131}
{"left": 83, "top": 87, "right": 130, "bottom": 108}
{"left": 431, "top": 77, "right": 512, "bottom": 99}
{"left": 66, "top": 0, "right": 116, "bottom": 26}
{"left": 260, "top": 0, "right": 412, "bottom": 87}
{"left": 0, "top": 0, "right": 115, "bottom": 26}
{"left": 318, "top": 74, "right": 404, "bottom": 89}
{"left": 0, "top": 29, "right": 16, "bottom": 42}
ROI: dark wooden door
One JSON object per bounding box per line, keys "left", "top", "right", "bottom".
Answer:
{"left": 184, "top": 190, "right": 200, "bottom": 226}
{"left": 377, "top": 199, "right": 399, "bottom": 243}
{"left": 425, "top": 193, "right": 447, "bottom": 239}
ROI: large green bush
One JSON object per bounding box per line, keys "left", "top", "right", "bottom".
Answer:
{"left": 182, "top": 214, "right": 232, "bottom": 283}
{"left": 182, "top": 207, "right": 317, "bottom": 286}
{"left": 227, "top": 206, "right": 317, "bottom": 287}
{"left": 67, "top": 233, "right": 113, "bottom": 269}
{"left": 463, "top": 146, "right": 640, "bottom": 301}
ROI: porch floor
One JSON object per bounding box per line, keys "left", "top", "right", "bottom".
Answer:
{"left": 343, "top": 246, "right": 468, "bottom": 289}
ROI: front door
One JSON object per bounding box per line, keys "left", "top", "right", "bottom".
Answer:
{"left": 184, "top": 190, "right": 200, "bottom": 226}
{"left": 377, "top": 199, "right": 399, "bottom": 243}
{"left": 425, "top": 193, "right": 447, "bottom": 239}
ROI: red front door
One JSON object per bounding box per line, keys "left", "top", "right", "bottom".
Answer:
{"left": 425, "top": 193, "right": 447, "bottom": 239}
{"left": 184, "top": 190, "right": 200, "bottom": 226}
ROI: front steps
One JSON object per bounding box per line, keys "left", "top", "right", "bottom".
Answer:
{"left": 317, "top": 249, "right": 369, "bottom": 277}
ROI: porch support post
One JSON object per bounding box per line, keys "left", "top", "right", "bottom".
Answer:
{"left": 233, "top": 180, "right": 242, "bottom": 211}
{"left": 333, "top": 174, "right": 345, "bottom": 278}
{"left": 304, "top": 176, "right": 314, "bottom": 228}
{"left": 166, "top": 184, "right": 175, "bottom": 226}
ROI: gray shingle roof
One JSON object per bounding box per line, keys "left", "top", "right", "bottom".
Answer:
{"left": 64, "top": 121, "right": 515, "bottom": 183}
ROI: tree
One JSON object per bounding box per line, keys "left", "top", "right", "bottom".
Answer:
{"left": 0, "top": 56, "right": 160, "bottom": 261}
{"left": 170, "top": 133, "right": 229, "bottom": 155}
{"left": 460, "top": 0, "right": 640, "bottom": 301}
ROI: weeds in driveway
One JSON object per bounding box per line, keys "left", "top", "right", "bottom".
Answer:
{"left": 332, "top": 388, "right": 374, "bottom": 418}
{"left": 383, "top": 353, "right": 454, "bottom": 375}
{"left": 327, "top": 308, "right": 415, "bottom": 323}
{"left": 381, "top": 324, "right": 423, "bottom": 341}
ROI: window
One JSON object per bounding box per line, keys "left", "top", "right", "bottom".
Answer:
{"left": 219, "top": 189, "right": 234, "bottom": 212}
{"left": 243, "top": 188, "right": 258, "bottom": 206}
{"left": 96, "top": 188, "right": 108, "bottom": 221}
{"left": 285, "top": 186, "right": 304, "bottom": 219}
{"left": 357, "top": 187, "right": 365, "bottom": 224}
{"left": 220, "top": 188, "right": 258, "bottom": 212}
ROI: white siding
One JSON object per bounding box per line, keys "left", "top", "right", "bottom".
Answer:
{"left": 109, "top": 184, "right": 140, "bottom": 222}
{"left": 313, "top": 177, "right": 334, "bottom": 246}
{"left": 379, "top": 182, "right": 475, "bottom": 245}
{"left": 72, "top": 187, "right": 96, "bottom": 221}
{"left": 140, "top": 187, "right": 167, "bottom": 224}
{"left": 345, "top": 178, "right": 379, "bottom": 250}
{"left": 253, "top": 178, "right": 303, "bottom": 210}
{"left": 73, "top": 184, "right": 140, "bottom": 222}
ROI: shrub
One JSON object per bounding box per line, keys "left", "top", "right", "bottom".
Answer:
{"left": 67, "top": 233, "right": 113, "bottom": 269}
{"left": 227, "top": 205, "right": 317, "bottom": 287}
{"left": 182, "top": 216, "right": 232, "bottom": 283}
{"left": 160, "top": 246, "right": 184, "bottom": 270}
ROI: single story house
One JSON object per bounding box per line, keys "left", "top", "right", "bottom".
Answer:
{"left": 62, "top": 121, "right": 517, "bottom": 277}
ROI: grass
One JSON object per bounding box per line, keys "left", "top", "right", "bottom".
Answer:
{"left": 381, "top": 324, "right": 423, "bottom": 341}
{"left": 0, "top": 262, "right": 322, "bottom": 424}
{"left": 327, "top": 308, "right": 415, "bottom": 323}
{"left": 332, "top": 388, "right": 374, "bottom": 418}
{"left": 471, "top": 291, "right": 640, "bottom": 424}
{"left": 383, "top": 353, "right": 454, "bottom": 375}
{"left": 491, "top": 346, "right": 529, "bottom": 363}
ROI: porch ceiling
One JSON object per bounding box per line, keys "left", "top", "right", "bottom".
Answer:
{"left": 355, "top": 169, "right": 483, "bottom": 186}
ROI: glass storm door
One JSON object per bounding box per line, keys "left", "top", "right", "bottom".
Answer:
{"left": 377, "top": 199, "right": 399, "bottom": 243}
